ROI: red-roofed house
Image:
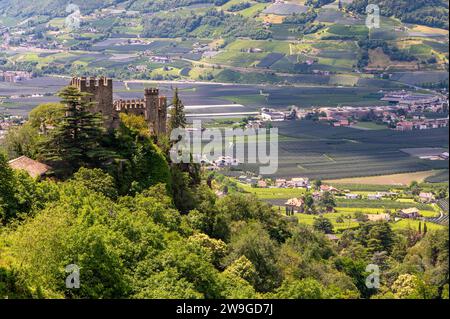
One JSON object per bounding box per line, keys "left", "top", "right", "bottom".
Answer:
{"left": 8, "top": 156, "right": 51, "bottom": 179}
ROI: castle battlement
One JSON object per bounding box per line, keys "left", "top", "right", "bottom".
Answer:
{"left": 113, "top": 99, "right": 146, "bottom": 111}
{"left": 71, "top": 76, "right": 112, "bottom": 89}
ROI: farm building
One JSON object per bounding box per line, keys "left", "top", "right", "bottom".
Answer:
{"left": 345, "top": 193, "right": 360, "bottom": 200}
{"left": 320, "top": 185, "right": 340, "bottom": 193}
{"left": 398, "top": 207, "right": 421, "bottom": 219}
{"left": 368, "top": 194, "right": 383, "bottom": 200}
{"left": 8, "top": 156, "right": 51, "bottom": 179}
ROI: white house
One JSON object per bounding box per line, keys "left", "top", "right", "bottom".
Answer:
{"left": 261, "top": 111, "right": 285, "bottom": 122}
{"left": 288, "top": 177, "right": 310, "bottom": 188}
{"left": 214, "top": 156, "right": 239, "bottom": 167}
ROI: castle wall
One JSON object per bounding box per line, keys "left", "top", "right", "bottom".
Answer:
{"left": 70, "top": 77, "right": 167, "bottom": 135}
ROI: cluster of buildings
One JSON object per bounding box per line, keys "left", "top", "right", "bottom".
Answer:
{"left": 274, "top": 177, "right": 310, "bottom": 188}
{"left": 0, "top": 114, "right": 26, "bottom": 140}
{"left": 260, "top": 108, "right": 296, "bottom": 122}
{"left": 0, "top": 71, "right": 33, "bottom": 83}
{"left": 149, "top": 56, "right": 172, "bottom": 64}
{"left": 236, "top": 176, "right": 311, "bottom": 189}
{"left": 297, "top": 90, "right": 449, "bottom": 130}
{"left": 395, "top": 117, "right": 449, "bottom": 131}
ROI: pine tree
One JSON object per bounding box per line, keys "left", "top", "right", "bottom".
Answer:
{"left": 168, "top": 88, "right": 187, "bottom": 132}
{"left": 41, "top": 86, "right": 110, "bottom": 175}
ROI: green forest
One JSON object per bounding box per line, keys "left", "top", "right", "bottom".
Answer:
{"left": 0, "top": 86, "right": 448, "bottom": 299}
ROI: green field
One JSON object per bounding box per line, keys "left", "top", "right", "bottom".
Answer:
{"left": 391, "top": 219, "right": 446, "bottom": 231}
{"left": 239, "top": 182, "right": 306, "bottom": 199}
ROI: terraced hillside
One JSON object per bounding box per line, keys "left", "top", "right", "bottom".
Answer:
{"left": 0, "top": 0, "right": 448, "bottom": 87}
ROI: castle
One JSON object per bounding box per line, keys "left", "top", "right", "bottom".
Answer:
{"left": 70, "top": 77, "right": 167, "bottom": 135}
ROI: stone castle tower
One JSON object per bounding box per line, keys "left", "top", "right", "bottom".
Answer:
{"left": 70, "top": 76, "right": 167, "bottom": 135}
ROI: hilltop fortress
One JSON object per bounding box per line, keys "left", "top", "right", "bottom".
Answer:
{"left": 70, "top": 77, "right": 167, "bottom": 135}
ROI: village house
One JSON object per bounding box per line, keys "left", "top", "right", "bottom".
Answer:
{"left": 275, "top": 178, "right": 287, "bottom": 188}
{"left": 395, "top": 121, "right": 414, "bottom": 131}
{"left": 377, "top": 191, "right": 397, "bottom": 198}
{"left": 395, "top": 118, "right": 449, "bottom": 131}
{"left": 287, "top": 177, "right": 310, "bottom": 188}
{"left": 245, "top": 120, "right": 263, "bottom": 130}
{"left": 398, "top": 207, "right": 421, "bottom": 219}
{"left": 257, "top": 180, "right": 268, "bottom": 188}
{"left": 261, "top": 110, "right": 285, "bottom": 122}
{"left": 0, "top": 70, "right": 33, "bottom": 83}
{"left": 333, "top": 119, "right": 351, "bottom": 127}
{"left": 285, "top": 197, "right": 304, "bottom": 214}
{"left": 312, "top": 191, "right": 322, "bottom": 200}
{"left": 419, "top": 192, "right": 435, "bottom": 203}
{"left": 345, "top": 193, "right": 360, "bottom": 200}
{"left": 250, "top": 177, "right": 260, "bottom": 185}
{"left": 320, "top": 185, "right": 340, "bottom": 194}
{"left": 8, "top": 156, "right": 52, "bottom": 179}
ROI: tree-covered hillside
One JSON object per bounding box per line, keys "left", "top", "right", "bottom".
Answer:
{"left": 0, "top": 85, "right": 449, "bottom": 299}
{"left": 1, "top": 0, "right": 448, "bottom": 30}
{"left": 0, "top": 0, "right": 123, "bottom": 17}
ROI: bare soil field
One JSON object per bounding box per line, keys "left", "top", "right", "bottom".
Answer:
{"left": 324, "top": 170, "right": 444, "bottom": 185}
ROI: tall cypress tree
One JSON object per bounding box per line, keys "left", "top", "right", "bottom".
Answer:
{"left": 168, "top": 88, "right": 187, "bottom": 132}
{"left": 41, "top": 86, "right": 109, "bottom": 175}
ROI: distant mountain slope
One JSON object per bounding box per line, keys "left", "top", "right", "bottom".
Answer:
{"left": 347, "top": 0, "right": 449, "bottom": 29}
{"left": 0, "top": 0, "right": 232, "bottom": 17}
{"left": 0, "top": 0, "right": 124, "bottom": 17}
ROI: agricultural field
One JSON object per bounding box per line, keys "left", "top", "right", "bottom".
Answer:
{"left": 391, "top": 219, "right": 446, "bottom": 232}
{"left": 294, "top": 212, "right": 360, "bottom": 232}
{"left": 206, "top": 39, "right": 291, "bottom": 67}
{"left": 238, "top": 120, "right": 449, "bottom": 180}
{"left": 239, "top": 182, "right": 307, "bottom": 200}
{"left": 325, "top": 170, "right": 445, "bottom": 185}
